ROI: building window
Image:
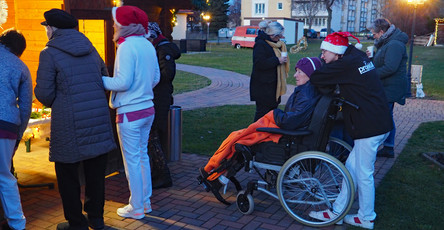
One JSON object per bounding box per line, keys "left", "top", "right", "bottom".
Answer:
{"left": 255, "top": 3, "right": 265, "bottom": 14}
{"left": 277, "top": 2, "right": 283, "bottom": 10}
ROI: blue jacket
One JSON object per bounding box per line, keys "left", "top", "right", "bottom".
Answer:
{"left": 274, "top": 82, "right": 320, "bottom": 130}
{"left": 0, "top": 45, "right": 32, "bottom": 142}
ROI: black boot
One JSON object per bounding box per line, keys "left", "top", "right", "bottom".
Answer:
{"left": 377, "top": 146, "right": 394, "bottom": 158}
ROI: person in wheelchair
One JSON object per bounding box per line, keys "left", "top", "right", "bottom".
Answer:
{"left": 308, "top": 32, "right": 392, "bottom": 229}
{"left": 198, "top": 57, "right": 322, "bottom": 203}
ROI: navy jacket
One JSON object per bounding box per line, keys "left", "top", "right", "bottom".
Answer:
{"left": 274, "top": 82, "right": 320, "bottom": 130}
{"left": 310, "top": 46, "right": 393, "bottom": 139}
{"left": 35, "top": 29, "right": 116, "bottom": 163}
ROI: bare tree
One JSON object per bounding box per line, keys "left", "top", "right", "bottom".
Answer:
{"left": 293, "top": 0, "right": 322, "bottom": 30}
{"left": 228, "top": 0, "right": 241, "bottom": 27}
{"left": 322, "top": 0, "right": 340, "bottom": 34}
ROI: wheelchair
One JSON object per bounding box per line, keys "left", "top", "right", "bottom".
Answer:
{"left": 198, "top": 95, "right": 356, "bottom": 227}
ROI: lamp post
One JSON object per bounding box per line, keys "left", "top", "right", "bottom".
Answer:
{"left": 406, "top": 0, "right": 425, "bottom": 97}
{"left": 203, "top": 14, "right": 210, "bottom": 41}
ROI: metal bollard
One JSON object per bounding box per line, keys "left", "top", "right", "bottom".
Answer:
{"left": 168, "top": 105, "right": 182, "bottom": 162}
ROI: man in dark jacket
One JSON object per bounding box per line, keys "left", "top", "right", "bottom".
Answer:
{"left": 308, "top": 32, "right": 392, "bottom": 230}
{"left": 35, "top": 9, "right": 116, "bottom": 230}
{"left": 367, "top": 18, "right": 409, "bottom": 158}
{"left": 147, "top": 22, "right": 181, "bottom": 189}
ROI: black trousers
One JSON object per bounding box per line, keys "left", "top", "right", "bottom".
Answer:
{"left": 55, "top": 153, "right": 108, "bottom": 226}
{"left": 151, "top": 106, "right": 169, "bottom": 157}
{"left": 254, "top": 99, "right": 280, "bottom": 122}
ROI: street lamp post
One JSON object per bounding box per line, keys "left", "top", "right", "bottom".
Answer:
{"left": 203, "top": 14, "right": 211, "bottom": 41}
{"left": 406, "top": 0, "right": 425, "bottom": 97}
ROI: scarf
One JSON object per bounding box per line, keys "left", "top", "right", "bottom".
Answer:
{"left": 113, "top": 24, "right": 147, "bottom": 44}
{"left": 266, "top": 40, "right": 289, "bottom": 101}
{"left": 374, "top": 24, "right": 396, "bottom": 48}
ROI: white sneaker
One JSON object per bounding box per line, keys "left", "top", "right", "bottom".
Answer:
{"left": 344, "top": 214, "right": 374, "bottom": 229}
{"left": 117, "top": 204, "right": 145, "bottom": 219}
{"left": 144, "top": 204, "right": 152, "bottom": 214}
{"left": 308, "top": 209, "right": 343, "bottom": 225}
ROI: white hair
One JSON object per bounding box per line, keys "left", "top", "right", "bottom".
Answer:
{"left": 265, "top": 21, "right": 284, "bottom": 37}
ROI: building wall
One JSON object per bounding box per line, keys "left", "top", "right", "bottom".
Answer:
{"left": 1, "top": 0, "right": 64, "bottom": 88}
{"left": 242, "top": 0, "right": 292, "bottom": 25}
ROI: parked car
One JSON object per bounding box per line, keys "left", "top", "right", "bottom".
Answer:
{"left": 305, "top": 29, "right": 317, "bottom": 38}
{"left": 319, "top": 28, "right": 335, "bottom": 38}
{"left": 231, "top": 25, "right": 259, "bottom": 49}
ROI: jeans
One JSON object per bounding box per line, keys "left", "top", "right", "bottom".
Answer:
{"left": 383, "top": 102, "right": 396, "bottom": 147}
{"left": 0, "top": 139, "right": 26, "bottom": 230}
{"left": 117, "top": 114, "right": 154, "bottom": 213}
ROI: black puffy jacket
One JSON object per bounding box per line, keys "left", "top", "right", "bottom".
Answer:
{"left": 152, "top": 38, "right": 181, "bottom": 111}
{"left": 35, "top": 29, "right": 116, "bottom": 163}
{"left": 274, "top": 82, "right": 321, "bottom": 130}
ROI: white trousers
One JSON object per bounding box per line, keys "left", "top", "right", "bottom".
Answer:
{"left": 333, "top": 132, "right": 389, "bottom": 221}
{"left": 0, "top": 139, "right": 26, "bottom": 230}
{"left": 117, "top": 115, "right": 154, "bottom": 213}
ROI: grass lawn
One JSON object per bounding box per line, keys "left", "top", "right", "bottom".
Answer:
{"left": 173, "top": 70, "right": 211, "bottom": 95}
{"left": 374, "top": 121, "right": 444, "bottom": 229}
{"left": 177, "top": 39, "right": 444, "bottom": 99}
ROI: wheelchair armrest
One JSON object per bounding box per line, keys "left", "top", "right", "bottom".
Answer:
{"left": 256, "top": 127, "right": 312, "bottom": 136}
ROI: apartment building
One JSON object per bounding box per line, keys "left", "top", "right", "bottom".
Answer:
{"left": 241, "top": 0, "right": 386, "bottom": 33}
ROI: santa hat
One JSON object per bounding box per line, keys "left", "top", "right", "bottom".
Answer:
{"left": 320, "top": 32, "right": 362, "bottom": 55}
{"left": 112, "top": 6, "right": 149, "bottom": 33}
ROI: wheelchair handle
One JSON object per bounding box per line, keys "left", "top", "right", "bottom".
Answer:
{"left": 335, "top": 97, "right": 359, "bottom": 110}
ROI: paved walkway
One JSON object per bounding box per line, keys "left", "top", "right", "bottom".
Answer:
{"left": 11, "top": 64, "right": 444, "bottom": 229}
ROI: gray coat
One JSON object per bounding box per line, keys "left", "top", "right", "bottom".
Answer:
{"left": 35, "top": 29, "right": 116, "bottom": 163}
{"left": 373, "top": 27, "right": 409, "bottom": 105}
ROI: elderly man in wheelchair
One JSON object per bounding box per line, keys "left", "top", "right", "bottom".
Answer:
{"left": 197, "top": 57, "right": 355, "bottom": 227}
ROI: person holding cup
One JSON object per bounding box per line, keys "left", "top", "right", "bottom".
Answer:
{"left": 367, "top": 18, "right": 409, "bottom": 158}
{"left": 250, "top": 20, "right": 289, "bottom": 121}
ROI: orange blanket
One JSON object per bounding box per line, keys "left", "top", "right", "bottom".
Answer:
{"left": 204, "top": 111, "right": 282, "bottom": 181}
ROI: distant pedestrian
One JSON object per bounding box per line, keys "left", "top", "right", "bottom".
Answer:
{"left": 103, "top": 5, "right": 160, "bottom": 219}
{"left": 367, "top": 18, "right": 409, "bottom": 158}
{"left": 35, "top": 9, "right": 116, "bottom": 230}
{"left": 250, "top": 20, "right": 289, "bottom": 121}
{"left": 0, "top": 28, "right": 31, "bottom": 230}
{"left": 147, "top": 22, "right": 181, "bottom": 189}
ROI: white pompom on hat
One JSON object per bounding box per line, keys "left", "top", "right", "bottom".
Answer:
{"left": 320, "top": 32, "right": 362, "bottom": 55}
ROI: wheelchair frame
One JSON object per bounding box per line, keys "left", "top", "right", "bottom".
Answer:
{"left": 233, "top": 95, "right": 356, "bottom": 227}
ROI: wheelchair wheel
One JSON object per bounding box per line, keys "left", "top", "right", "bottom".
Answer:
{"left": 236, "top": 190, "right": 254, "bottom": 215}
{"left": 276, "top": 151, "right": 354, "bottom": 227}
{"left": 326, "top": 137, "right": 352, "bottom": 163}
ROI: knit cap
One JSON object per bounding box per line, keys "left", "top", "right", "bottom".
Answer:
{"left": 112, "top": 6, "right": 149, "bottom": 33}
{"left": 295, "top": 57, "right": 322, "bottom": 77}
{"left": 320, "top": 32, "right": 362, "bottom": 55}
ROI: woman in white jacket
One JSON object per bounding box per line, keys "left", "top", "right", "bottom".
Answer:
{"left": 102, "top": 5, "right": 160, "bottom": 219}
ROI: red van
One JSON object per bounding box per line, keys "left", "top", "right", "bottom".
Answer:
{"left": 231, "top": 26, "right": 259, "bottom": 49}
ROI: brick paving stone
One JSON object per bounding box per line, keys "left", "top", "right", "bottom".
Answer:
{"left": 11, "top": 64, "right": 444, "bottom": 229}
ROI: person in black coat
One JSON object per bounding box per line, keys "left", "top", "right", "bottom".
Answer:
{"left": 250, "top": 20, "right": 289, "bottom": 121}
{"left": 147, "top": 22, "right": 181, "bottom": 189}
{"left": 308, "top": 32, "right": 392, "bottom": 230}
